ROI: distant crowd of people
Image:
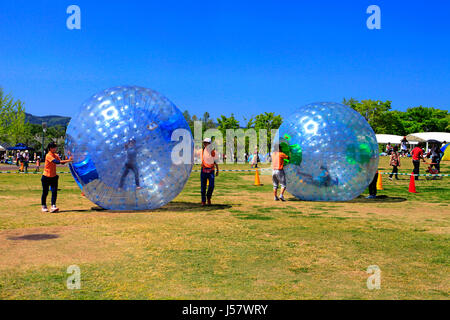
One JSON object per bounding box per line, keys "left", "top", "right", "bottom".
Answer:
{"left": 386, "top": 139, "right": 446, "bottom": 181}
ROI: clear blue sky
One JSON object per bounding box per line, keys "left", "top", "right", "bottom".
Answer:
{"left": 1, "top": 0, "right": 449, "bottom": 124}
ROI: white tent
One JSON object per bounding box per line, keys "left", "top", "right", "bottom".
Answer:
{"left": 406, "top": 132, "right": 450, "bottom": 143}
{"left": 406, "top": 132, "right": 450, "bottom": 152}
{"left": 375, "top": 134, "right": 418, "bottom": 145}
{"left": 376, "top": 134, "right": 403, "bottom": 144}
{"left": 0, "top": 142, "right": 9, "bottom": 152}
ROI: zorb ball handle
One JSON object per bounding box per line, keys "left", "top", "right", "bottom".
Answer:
{"left": 280, "top": 141, "right": 302, "bottom": 166}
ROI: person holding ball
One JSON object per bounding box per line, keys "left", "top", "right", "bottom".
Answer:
{"left": 41, "top": 142, "right": 73, "bottom": 213}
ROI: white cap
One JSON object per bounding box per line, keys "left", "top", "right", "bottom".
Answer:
{"left": 203, "top": 138, "right": 212, "bottom": 143}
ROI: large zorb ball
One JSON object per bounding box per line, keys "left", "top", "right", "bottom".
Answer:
{"left": 277, "top": 102, "right": 379, "bottom": 201}
{"left": 65, "top": 86, "right": 193, "bottom": 210}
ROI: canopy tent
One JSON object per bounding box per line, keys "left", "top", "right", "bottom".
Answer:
{"left": 375, "top": 134, "right": 402, "bottom": 144}
{"left": 7, "top": 143, "right": 34, "bottom": 151}
{"left": 375, "top": 134, "right": 418, "bottom": 145}
{"left": 406, "top": 132, "right": 450, "bottom": 143}
{"left": 0, "top": 142, "right": 11, "bottom": 152}
{"left": 406, "top": 132, "right": 450, "bottom": 152}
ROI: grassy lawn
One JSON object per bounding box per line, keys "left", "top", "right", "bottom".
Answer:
{"left": 0, "top": 157, "right": 448, "bottom": 299}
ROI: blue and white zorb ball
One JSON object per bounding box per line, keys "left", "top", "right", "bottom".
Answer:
{"left": 277, "top": 102, "right": 379, "bottom": 201}
{"left": 65, "top": 86, "right": 193, "bottom": 210}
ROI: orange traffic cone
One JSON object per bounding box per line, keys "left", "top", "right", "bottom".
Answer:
{"left": 254, "top": 168, "right": 262, "bottom": 186}
{"left": 408, "top": 172, "right": 417, "bottom": 193}
{"left": 376, "top": 171, "right": 383, "bottom": 190}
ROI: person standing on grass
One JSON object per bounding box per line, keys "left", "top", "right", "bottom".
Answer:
{"left": 200, "top": 138, "right": 219, "bottom": 206}
{"left": 426, "top": 144, "right": 441, "bottom": 173}
{"left": 400, "top": 136, "right": 408, "bottom": 156}
{"left": 385, "top": 143, "right": 393, "bottom": 155}
{"left": 35, "top": 156, "right": 40, "bottom": 172}
{"left": 251, "top": 148, "right": 258, "bottom": 168}
{"left": 41, "top": 142, "right": 73, "bottom": 213}
{"left": 411, "top": 143, "right": 426, "bottom": 181}
{"left": 271, "top": 143, "right": 289, "bottom": 202}
{"left": 389, "top": 146, "right": 401, "bottom": 180}
{"left": 23, "top": 151, "right": 29, "bottom": 173}
{"left": 366, "top": 171, "right": 379, "bottom": 199}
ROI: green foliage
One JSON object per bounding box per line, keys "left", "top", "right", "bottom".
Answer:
{"left": 0, "top": 88, "right": 27, "bottom": 145}
{"left": 183, "top": 110, "right": 216, "bottom": 135}
{"left": 343, "top": 98, "right": 392, "bottom": 131}
{"left": 247, "top": 112, "right": 283, "bottom": 151}
{"left": 343, "top": 98, "right": 449, "bottom": 135}
{"left": 401, "top": 106, "right": 449, "bottom": 133}
{"left": 217, "top": 113, "right": 240, "bottom": 138}
{"left": 201, "top": 112, "right": 215, "bottom": 131}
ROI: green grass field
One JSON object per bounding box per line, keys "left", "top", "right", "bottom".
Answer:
{"left": 0, "top": 157, "right": 448, "bottom": 299}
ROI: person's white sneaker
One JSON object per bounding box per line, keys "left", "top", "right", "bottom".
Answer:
{"left": 42, "top": 206, "right": 49, "bottom": 213}
{"left": 50, "top": 205, "right": 59, "bottom": 213}
{"left": 279, "top": 196, "right": 286, "bottom": 202}
{"left": 274, "top": 196, "right": 280, "bottom": 201}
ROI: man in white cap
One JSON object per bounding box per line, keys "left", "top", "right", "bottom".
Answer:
{"left": 201, "top": 138, "right": 219, "bottom": 206}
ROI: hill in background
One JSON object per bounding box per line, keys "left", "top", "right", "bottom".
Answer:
{"left": 25, "top": 113, "right": 71, "bottom": 127}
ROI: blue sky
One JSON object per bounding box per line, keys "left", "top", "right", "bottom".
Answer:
{"left": 0, "top": 0, "right": 449, "bottom": 123}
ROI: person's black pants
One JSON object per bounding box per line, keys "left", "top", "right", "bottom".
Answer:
{"left": 119, "top": 163, "right": 140, "bottom": 188}
{"left": 412, "top": 160, "right": 420, "bottom": 180}
{"left": 41, "top": 175, "right": 59, "bottom": 206}
{"left": 368, "top": 172, "right": 378, "bottom": 196}
{"left": 389, "top": 166, "right": 399, "bottom": 179}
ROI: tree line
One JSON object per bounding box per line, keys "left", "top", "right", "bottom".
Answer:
{"left": 343, "top": 98, "right": 449, "bottom": 135}
{"left": 0, "top": 88, "right": 67, "bottom": 154}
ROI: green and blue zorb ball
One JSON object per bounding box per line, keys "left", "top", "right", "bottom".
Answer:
{"left": 65, "top": 86, "right": 193, "bottom": 210}
{"left": 277, "top": 102, "right": 379, "bottom": 201}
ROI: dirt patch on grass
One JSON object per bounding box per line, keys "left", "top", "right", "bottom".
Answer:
{"left": 0, "top": 225, "right": 125, "bottom": 271}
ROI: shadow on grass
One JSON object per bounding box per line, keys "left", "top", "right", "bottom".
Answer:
{"left": 7, "top": 234, "right": 59, "bottom": 241}
{"left": 347, "top": 195, "right": 407, "bottom": 203}
{"left": 287, "top": 195, "right": 407, "bottom": 203}
{"left": 84, "top": 201, "right": 232, "bottom": 213}
{"left": 58, "top": 209, "right": 94, "bottom": 213}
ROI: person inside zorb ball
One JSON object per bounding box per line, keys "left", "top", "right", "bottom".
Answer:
{"left": 65, "top": 86, "right": 193, "bottom": 210}
{"left": 276, "top": 102, "right": 379, "bottom": 202}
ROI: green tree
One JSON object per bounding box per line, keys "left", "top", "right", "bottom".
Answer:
{"left": 378, "top": 110, "right": 406, "bottom": 135}
{"left": 342, "top": 97, "right": 358, "bottom": 107}
{"left": 343, "top": 98, "right": 449, "bottom": 134}
{"left": 182, "top": 110, "right": 194, "bottom": 133}
{"left": 343, "top": 98, "right": 392, "bottom": 133}
{"left": 247, "top": 112, "right": 283, "bottom": 150}
{"left": 400, "top": 106, "right": 449, "bottom": 133}
{"left": 217, "top": 114, "right": 240, "bottom": 138}
{"left": 202, "top": 112, "right": 215, "bottom": 131}
{"left": 0, "top": 88, "right": 27, "bottom": 144}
